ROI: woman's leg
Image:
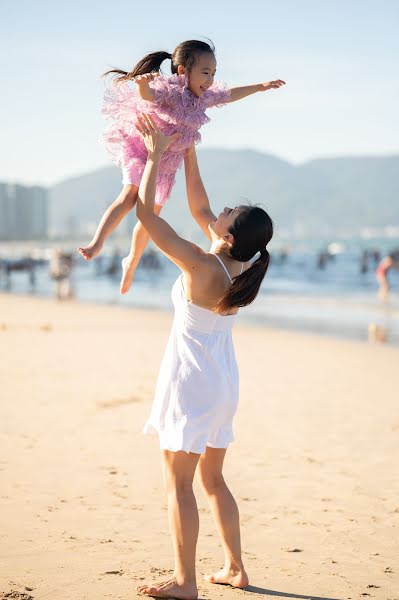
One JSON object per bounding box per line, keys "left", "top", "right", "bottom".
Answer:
{"left": 138, "top": 450, "right": 200, "bottom": 599}
{"left": 120, "top": 205, "right": 162, "bottom": 294}
{"left": 78, "top": 185, "right": 138, "bottom": 260}
{"left": 196, "top": 447, "right": 249, "bottom": 587}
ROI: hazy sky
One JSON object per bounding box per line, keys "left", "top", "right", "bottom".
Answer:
{"left": 1, "top": 0, "right": 398, "bottom": 186}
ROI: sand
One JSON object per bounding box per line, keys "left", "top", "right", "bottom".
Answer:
{"left": 0, "top": 292, "right": 398, "bottom": 600}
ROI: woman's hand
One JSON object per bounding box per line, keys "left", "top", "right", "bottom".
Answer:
{"left": 136, "top": 115, "right": 178, "bottom": 157}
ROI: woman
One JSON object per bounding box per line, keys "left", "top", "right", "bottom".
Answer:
{"left": 135, "top": 115, "right": 273, "bottom": 600}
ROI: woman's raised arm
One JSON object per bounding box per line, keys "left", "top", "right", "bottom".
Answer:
{"left": 135, "top": 117, "right": 206, "bottom": 272}
{"left": 184, "top": 146, "right": 216, "bottom": 241}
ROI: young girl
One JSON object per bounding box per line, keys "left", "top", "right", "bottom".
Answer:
{"left": 78, "top": 39, "right": 284, "bottom": 294}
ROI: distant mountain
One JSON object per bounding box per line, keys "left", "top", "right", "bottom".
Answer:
{"left": 49, "top": 149, "right": 399, "bottom": 239}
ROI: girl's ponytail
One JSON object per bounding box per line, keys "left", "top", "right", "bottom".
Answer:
{"left": 103, "top": 40, "right": 216, "bottom": 83}
{"left": 216, "top": 249, "right": 270, "bottom": 314}
{"left": 103, "top": 51, "right": 172, "bottom": 82}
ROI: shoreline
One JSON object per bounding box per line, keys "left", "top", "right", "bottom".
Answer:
{"left": 2, "top": 288, "right": 399, "bottom": 348}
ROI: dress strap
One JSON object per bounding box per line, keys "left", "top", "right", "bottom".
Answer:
{"left": 240, "top": 262, "right": 244, "bottom": 274}
{"left": 213, "top": 254, "right": 233, "bottom": 284}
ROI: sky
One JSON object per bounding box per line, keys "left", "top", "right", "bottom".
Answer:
{"left": 1, "top": 0, "right": 398, "bottom": 186}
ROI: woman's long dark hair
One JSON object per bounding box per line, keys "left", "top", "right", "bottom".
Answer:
{"left": 216, "top": 206, "right": 274, "bottom": 314}
{"left": 103, "top": 39, "right": 215, "bottom": 82}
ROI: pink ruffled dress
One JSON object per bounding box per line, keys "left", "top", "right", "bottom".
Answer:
{"left": 101, "top": 74, "right": 230, "bottom": 205}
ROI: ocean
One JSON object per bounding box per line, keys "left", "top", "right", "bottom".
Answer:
{"left": 1, "top": 236, "right": 399, "bottom": 346}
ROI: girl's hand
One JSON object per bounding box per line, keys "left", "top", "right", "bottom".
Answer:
{"left": 134, "top": 72, "right": 159, "bottom": 86}
{"left": 259, "top": 79, "right": 286, "bottom": 91}
{"left": 136, "top": 115, "right": 178, "bottom": 157}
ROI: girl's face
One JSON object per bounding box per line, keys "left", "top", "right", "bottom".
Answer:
{"left": 179, "top": 53, "right": 217, "bottom": 97}
{"left": 210, "top": 206, "right": 246, "bottom": 241}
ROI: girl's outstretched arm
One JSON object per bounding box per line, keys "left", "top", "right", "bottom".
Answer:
{"left": 184, "top": 146, "right": 216, "bottom": 241}
{"left": 226, "top": 79, "right": 285, "bottom": 103}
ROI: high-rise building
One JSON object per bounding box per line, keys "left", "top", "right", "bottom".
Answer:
{"left": 0, "top": 183, "right": 48, "bottom": 240}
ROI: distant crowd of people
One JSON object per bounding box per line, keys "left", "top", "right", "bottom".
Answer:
{"left": 1, "top": 246, "right": 398, "bottom": 309}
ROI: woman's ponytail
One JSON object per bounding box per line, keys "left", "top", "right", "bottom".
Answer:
{"left": 216, "top": 249, "right": 270, "bottom": 314}
{"left": 103, "top": 51, "right": 172, "bottom": 82}
{"left": 215, "top": 205, "right": 273, "bottom": 314}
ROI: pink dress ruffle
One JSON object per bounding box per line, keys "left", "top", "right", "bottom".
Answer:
{"left": 101, "top": 74, "right": 230, "bottom": 205}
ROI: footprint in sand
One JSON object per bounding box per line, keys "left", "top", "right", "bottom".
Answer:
{"left": 97, "top": 396, "right": 140, "bottom": 409}
{"left": 101, "top": 569, "right": 123, "bottom": 576}
{"left": 241, "top": 515, "right": 254, "bottom": 523}
{"left": 2, "top": 592, "right": 34, "bottom": 600}
{"left": 305, "top": 456, "right": 323, "bottom": 464}
{"left": 129, "top": 504, "right": 144, "bottom": 511}
{"left": 112, "top": 491, "right": 128, "bottom": 500}
{"left": 149, "top": 567, "right": 174, "bottom": 576}
{"left": 100, "top": 466, "right": 119, "bottom": 475}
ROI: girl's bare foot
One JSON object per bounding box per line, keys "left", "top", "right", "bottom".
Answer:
{"left": 77, "top": 241, "right": 103, "bottom": 261}
{"left": 137, "top": 576, "right": 198, "bottom": 599}
{"left": 204, "top": 565, "right": 249, "bottom": 588}
{"left": 120, "top": 257, "right": 137, "bottom": 294}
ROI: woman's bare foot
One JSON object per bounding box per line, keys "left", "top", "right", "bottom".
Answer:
{"left": 120, "top": 257, "right": 137, "bottom": 294}
{"left": 137, "top": 576, "right": 198, "bottom": 599}
{"left": 77, "top": 241, "right": 103, "bottom": 261}
{"left": 138, "top": 575, "right": 174, "bottom": 592}
{"left": 204, "top": 565, "right": 249, "bottom": 588}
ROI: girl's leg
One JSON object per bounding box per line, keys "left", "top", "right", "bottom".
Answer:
{"left": 120, "top": 205, "right": 162, "bottom": 294}
{"left": 78, "top": 185, "right": 138, "bottom": 260}
{"left": 196, "top": 446, "right": 249, "bottom": 588}
{"left": 138, "top": 450, "right": 200, "bottom": 599}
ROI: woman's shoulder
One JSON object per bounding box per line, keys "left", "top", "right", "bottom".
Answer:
{"left": 200, "top": 253, "right": 246, "bottom": 284}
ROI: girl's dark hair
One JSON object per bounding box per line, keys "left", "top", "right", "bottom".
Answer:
{"left": 216, "top": 206, "right": 274, "bottom": 314}
{"left": 103, "top": 39, "right": 215, "bottom": 82}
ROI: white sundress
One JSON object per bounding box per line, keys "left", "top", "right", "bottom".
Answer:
{"left": 143, "top": 255, "right": 242, "bottom": 454}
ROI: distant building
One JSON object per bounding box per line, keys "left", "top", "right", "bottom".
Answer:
{"left": 0, "top": 183, "right": 48, "bottom": 240}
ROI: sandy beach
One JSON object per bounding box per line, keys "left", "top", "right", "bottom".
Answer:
{"left": 1, "top": 292, "right": 398, "bottom": 600}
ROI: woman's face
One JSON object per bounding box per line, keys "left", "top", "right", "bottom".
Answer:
{"left": 181, "top": 53, "right": 217, "bottom": 97}
{"left": 210, "top": 206, "right": 246, "bottom": 241}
